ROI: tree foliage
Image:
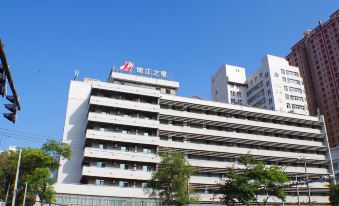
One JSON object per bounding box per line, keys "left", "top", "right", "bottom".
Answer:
{"left": 0, "top": 140, "right": 72, "bottom": 205}
{"left": 329, "top": 184, "right": 339, "bottom": 206}
{"left": 146, "top": 151, "right": 196, "bottom": 205}
{"left": 218, "top": 155, "right": 289, "bottom": 206}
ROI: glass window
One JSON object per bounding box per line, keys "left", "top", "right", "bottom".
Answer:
{"left": 120, "top": 163, "right": 129, "bottom": 170}
{"left": 95, "top": 179, "right": 104, "bottom": 186}
{"left": 284, "top": 86, "right": 288, "bottom": 91}
{"left": 143, "top": 148, "right": 151, "bottom": 154}
{"left": 119, "top": 181, "right": 128, "bottom": 188}
{"left": 281, "top": 69, "right": 285, "bottom": 74}
{"left": 97, "top": 162, "right": 105, "bottom": 168}
{"left": 143, "top": 165, "right": 152, "bottom": 172}
{"left": 99, "top": 127, "right": 108, "bottom": 132}
{"left": 98, "top": 144, "right": 107, "bottom": 149}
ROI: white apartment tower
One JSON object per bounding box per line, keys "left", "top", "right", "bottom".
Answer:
{"left": 211, "top": 64, "right": 247, "bottom": 104}
{"left": 55, "top": 67, "right": 332, "bottom": 205}
{"left": 211, "top": 54, "right": 309, "bottom": 115}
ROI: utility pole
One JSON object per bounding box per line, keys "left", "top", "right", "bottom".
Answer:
{"left": 304, "top": 159, "right": 311, "bottom": 206}
{"left": 295, "top": 174, "right": 300, "bottom": 206}
{"left": 22, "top": 182, "right": 28, "bottom": 206}
{"left": 11, "top": 148, "right": 22, "bottom": 206}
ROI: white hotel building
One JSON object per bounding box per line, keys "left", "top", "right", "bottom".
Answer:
{"left": 211, "top": 54, "right": 309, "bottom": 115}
{"left": 55, "top": 68, "right": 333, "bottom": 205}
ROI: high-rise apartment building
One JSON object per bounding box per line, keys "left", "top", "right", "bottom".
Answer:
{"left": 286, "top": 9, "right": 339, "bottom": 147}
{"left": 211, "top": 64, "right": 247, "bottom": 104}
{"left": 211, "top": 54, "right": 309, "bottom": 115}
{"left": 54, "top": 66, "right": 333, "bottom": 205}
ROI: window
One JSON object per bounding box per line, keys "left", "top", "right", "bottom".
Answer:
{"left": 230, "top": 91, "right": 235, "bottom": 96}
{"left": 286, "top": 103, "right": 291, "bottom": 108}
{"left": 266, "top": 81, "right": 270, "bottom": 87}
{"left": 284, "top": 86, "right": 288, "bottom": 91}
{"left": 237, "top": 92, "right": 241, "bottom": 97}
{"left": 231, "top": 99, "right": 235, "bottom": 103}
{"left": 281, "top": 69, "right": 285, "bottom": 74}
{"left": 143, "top": 148, "right": 152, "bottom": 154}
{"left": 101, "top": 111, "right": 109, "bottom": 115}
{"left": 286, "top": 70, "right": 299, "bottom": 77}
{"left": 292, "top": 104, "right": 305, "bottom": 110}
{"left": 285, "top": 94, "right": 289, "bottom": 100}
{"left": 121, "top": 146, "right": 128, "bottom": 152}
{"left": 95, "top": 179, "right": 104, "bottom": 186}
{"left": 166, "top": 89, "right": 171, "bottom": 94}
{"left": 290, "top": 95, "right": 304, "bottom": 102}
{"left": 97, "top": 162, "right": 106, "bottom": 168}
{"left": 98, "top": 144, "right": 107, "bottom": 149}
{"left": 143, "top": 165, "right": 152, "bottom": 172}
{"left": 282, "top": 77, "right": 286, "bottom": 82}
{"left": 289, "top": 87, "right": 302, "bottom": 93}
{"left": 120, "top": 163, "right": 129, "bottom": 170}
{"left": 99, "top": 127, "right": 109, "bottom": 132}
{"left": 267, "top": 90, "right": 271, "bottom": 96}
{"left": 247, "top": 81, "right": 263, "bottom": 96}
{"left": 269, "top": 98, "right": 272, "bottom": 104}
{"left": 119, "top": 181, "right": 128, "bottom": 188}
{"left": 142, "top": 182, "right": 147, "bottom": 188}
{"left": 288, "top": 79, "right": 301, "bottom": 85}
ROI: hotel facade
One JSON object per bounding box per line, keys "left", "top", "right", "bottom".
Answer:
{"left": 55, "top": 68, "right": 333, "bottom": 205}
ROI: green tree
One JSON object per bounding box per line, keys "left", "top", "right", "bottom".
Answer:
{"left": 218, "top": 155, "right": 288, "bottom": 206}
{"left": 0, "top": 140, "right": 72, "bottom": 205}
{"left": 146, "top": 151, "right": 196, "bottom": 205}
{"left": 329, "top": 184, "right": 339, "bottom": 206}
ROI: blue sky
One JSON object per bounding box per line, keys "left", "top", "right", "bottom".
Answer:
{"left": 0, "top": 1, "right": 337, "bottom": 149}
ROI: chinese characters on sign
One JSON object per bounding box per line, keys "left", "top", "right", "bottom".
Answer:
{"left": 119, "top": 61, "right": 167, "bottom": 78}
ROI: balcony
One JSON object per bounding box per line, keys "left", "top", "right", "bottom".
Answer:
{"left": 54, "top": 183, "right": 149, "bottom": 198}
{"left": 189, "top": 176, "right": 224, "bottom": 185}
{"left": 158, "top": 140, "right": 326, "bottom": 163}
{"left": 159, "top": 109, "right": 321, "bottom": 137}
{"left": 88, "top": 112, "right": 160, "bottom": 129}
{"left": 86, "top": 129, "right": 160, "bottom": 146}
{"left": 84, "top": 147, "right": 161, "bottom": 163}
{"left": 90, "top": 96, "right": 160, "bottom": 113}
{"left": 82, "top": 166, "right": 152, "bottom": 180}
{"left": 187, "top": 159, "right": 329, "bottom": 175}
{"left": 91, "top": 81, "right": 161, "bottom": 98}
{"left": 197, "top": 193, "right": 329, "bottom": 203}
{"left": 159, "top": 124, "right": 325, "bottom": 151}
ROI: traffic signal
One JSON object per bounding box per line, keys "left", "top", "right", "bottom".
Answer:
{"left": 0, "top": 64, "right": 5, "bottom": 96}
{"left": 3, "top": 95, "right": 17, "bottom": 123}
